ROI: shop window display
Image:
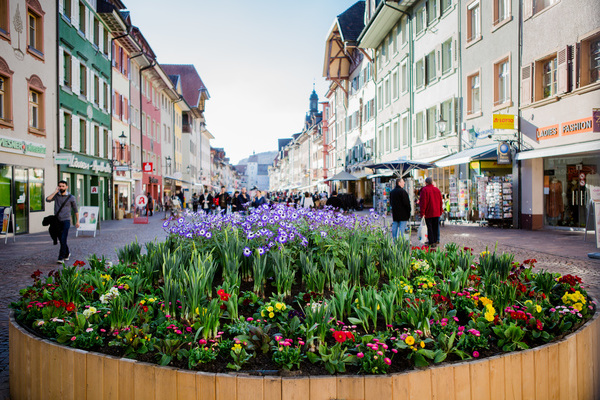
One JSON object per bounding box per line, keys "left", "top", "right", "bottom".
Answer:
{"left": 544, "top": 156, "right": 598, "bottom": 228}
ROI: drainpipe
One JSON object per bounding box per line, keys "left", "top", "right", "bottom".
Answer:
{"left": 139, "top": 60, "right": 156, "bottom": 195}
{"left": 516, "top": 0, "right": 523, "bottom": 229}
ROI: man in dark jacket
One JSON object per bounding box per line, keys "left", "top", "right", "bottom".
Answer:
{"left": 46, "top": 180, "right": 79, "bottom": 263}
{"left": 325, "top": 191, "right": 344, "bottom": 210}
{"left": 419, "top": 177, "right": 443, "bottom": 247}
{"left": 217, "top": 186, "right": 231, "bottom": 214}
{"left": 389, "top": 178, "right": 411, "bottom": 240}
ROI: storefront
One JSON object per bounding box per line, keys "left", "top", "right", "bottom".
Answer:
{"left": 58, "top": 153, "right": 113, "bottom": 221}
{"left": 113, "top": 175, "right": 133, "bottom": 219}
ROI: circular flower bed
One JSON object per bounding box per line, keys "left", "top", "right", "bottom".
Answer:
{"left": 11, "top": 205, "right": 597, "bottom": 376}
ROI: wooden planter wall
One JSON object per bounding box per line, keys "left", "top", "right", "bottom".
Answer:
{"left": 9, "top": 312, "right": 600, "bottom": 400}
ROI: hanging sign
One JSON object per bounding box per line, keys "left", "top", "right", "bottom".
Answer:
{"left": 492, "top": 114, "right": 515, "bottom": 130}
{"left": 497, "top": 142, "right": 511, "bottom": 165}
{"left": 593, "top": 109, "right": 600, "bottom": 133}
{"left": 55, "top": 154, "right": 74, "bottom": 165}
{"left": 143, "top": 162, "right": 153, "bottom": 172}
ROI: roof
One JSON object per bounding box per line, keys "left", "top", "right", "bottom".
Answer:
{"left": 168, "top": 74, "right": 179, "bottom": 87}
{"left": 161, "top": 64, "right": 210, "bottom": 108}
{"left": 278, "top": 138, "right": 293, "bottom": 151}
{"left": 337, "top": 1, "right": 366, "bottom": 43}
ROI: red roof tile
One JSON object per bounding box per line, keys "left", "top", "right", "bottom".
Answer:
{"left": 160, "top": 64, "right": 209, "bottom": 108}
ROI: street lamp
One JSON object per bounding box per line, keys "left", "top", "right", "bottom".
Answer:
{"left": 118, "top": 132, "right": 127, "bottom": 163}
{"left": 436, "top": 115, "right": 447, "bottom": 136}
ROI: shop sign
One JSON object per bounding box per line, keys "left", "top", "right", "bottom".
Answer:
{"left": 536, "top": 124, "right": 559, "bottom": 141}
{"left": 561, "top": 117, "right": 593, "bottom": 136}
{"left": 492, "top": 114, "right": 515, "bottom": 130}
{"left": 497, "top": 142, "right": 511, "bottom": 165}
{"left": 135, "top": 194, "right": 148, "bottom": 208}
{"left": 114, "top": 165, "right": 130, "bottom": 172}
{"left": 91, "top": 186, "right": 99, "bottom": 194}
{"left": 593, "top": 109, "right": 600, "bottom": 133}
{"left": 55, "top": 154, "right": 74, "bottom": 165}
{"left": 66, "top": 156, "right": 111, "bottom": 174}
{"left": 0, "top": 135, "right": 46, "bottom": 158}
{"left": 149, "top": 177, "right": 159, "bottom": 184}
{"left": 143, "top": 162, "right": 153, "bottom": 172}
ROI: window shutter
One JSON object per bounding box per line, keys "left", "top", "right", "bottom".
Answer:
{"left": 435, "top": 44, "right": 442, "bottom": 77}
{"left": 523, "top": 0, "right": 533, "bottom": 20}
{"left": 452, "top": 35, "right": 458, "bottom": 70}
{"left": 572, "top": 42, "right": 580, "bottom": 89}
{"left": 557, "top": 46, "right": 570, "bottom": 94}
{"left": 521, "top": 63, "right": 533, "bottom": 106}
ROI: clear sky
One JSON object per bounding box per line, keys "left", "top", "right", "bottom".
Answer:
{"left": 123, "top": 0, "right": 360, "bottom": 164}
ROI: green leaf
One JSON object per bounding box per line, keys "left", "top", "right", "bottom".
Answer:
{"left": 159, "top": 354, "right": 172, "bottom": 366}
{"left": 413, "top": 353, "right": 430, "bottom": 367}
{"left": 433, "top": 350, "right": 447, "bottom": 364}
{"left": 307, "top": 352, "right": 320, "bottom": 364}
{"left": 348, "top": 317, "right": 362, "bottom": 325}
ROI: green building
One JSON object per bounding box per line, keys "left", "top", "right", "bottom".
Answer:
{"left": 57, "top": 0, "right": 125, "bottom": 221}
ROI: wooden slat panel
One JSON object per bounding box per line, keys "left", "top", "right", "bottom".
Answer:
{"left": 365, "top": 376, "right": 392, "bottom": 400}
{"left": 155, "top": 366, "right": 178, "bottom": 400}
{"left": 236, "top": 376, "right": 263, "bottom": 400}
{"left": 263, "top": 376, "right": 282, "bottom": 400}
{"left": 8, "top": 322, "right": 19, "bottom": 400}
{"left": 392, "top": 373, "right": 410, "bottom": 400}
{"left": 281, "top": 378, "right": 310, "bottom": 400}
{"left": 593, "top": 317, "right": 600, "bottom": 400}
{"left": 58, "top": 344, "right": 75, "bottom": 400}
{"left": 72, "top": 349, "right": 88, "bottom": 400}
{"left": 337, "top": 376, "right": 365, "bottom": 400}
{"left": 431, "top": 365, "right": 455, "bottom": 400}
{"left": 309, "top": 376, "right": 336, "bottom": 400}
{"left": 134, "top": 363, "right": 155, "bottom": 400}
{"left": 176, "top": 369, "right": 197, "bottom": 400}
{"left": 48, "top": 343, "right": 62, "bottom": 399}
{"left": 118, "top": 358, "right": 136, "bottom": 400}
{"left": 103, "top": 356, "right": 120, "bottom": 400}
{"left": 576, "top": 323, "right": 593, "bottom": 400}
{"left": 534, "top": 347, "right": 549, "bottom": 400}
{"left": 504, "top": 353, "right": 522, "bottom": 400}
{"left": 28, "top": 336, "right": 41, "bottom": 400}
{"left": 408, "top": 369, "right": 432, "bottom": 400}
{"left": 470, "top": 360, "right": 490, "bottom": 400}
{"left": 547, "top": 343, "right": 559, "bottom": 400}
{"left": 453, "top": 363, "right": 470, "bottom": 400}
{"left": 489, "top": 356, "right": 505, "bottom": 400}
{"left": 521, "top": 351, "right": 535, "bottom": 400}
{"left": 86, "top": 352, "right": 105, "bottom": 400}
{"left": 197, "top": 372, "right": 216, "bottom": 400}
{"left": 216, "top": 375, "right": 237, "bottom": 400}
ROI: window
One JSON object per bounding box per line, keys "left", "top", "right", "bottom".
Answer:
{"left": 427, "top": 0, "right": 437, "bottom": 25}
{"left": 103, "top": 29, "right": 109, "bottom": 56}
{"left": 441, "top": 39, "right": 452, "bottom": 74}
{"left": 580, "top": 34, "right": 600, "bottom": 86}
{"left": 401, "top": 62, "right": 408, "bottom": 93}
{"left": 393, "top": 120, "right": 400, "bottom": 150}
{"left": 384, "top": 78, "right": 390, "bottom": 105}
{"left": 28, "top": 83, "right": 44, "bottom": 133}
{"left": 416, "top": 5, "right": 425, "bottom": 35}
{"left": 78, "top": 1, "right": 86, "bottom": 34}
{"left": 29, "top": 169, "right": 44, "bottom": 212}
{"left": 441, "top": 0, "right": 452, "bottom": 13}
{"left": 377, "top": 85, "right": 383, "bottom": 110}
{"left": 401, "top": 17, "right": 407, "bottom": 44}
{"left": 0, "top": 0, "right": 10, "bottom": 36}
{"left": 0, "top": 70, "right": 12, "bottom": 125}
{"left": 494, "top": 0, "right": 510, "bottom": 24}
{"left": 415, "top": 112, "right": 424, "bottom": 143}
{"left": 0, "top": 76, "right": 4, "bottom": 120}
{"left": 467, "top": 1, "right": 480, "bottom": 43}
{"left": 63, "top": 112, "right": 72, "bottom": 149}
{"left": 63, "top": 0, "right": 72, "bottom": 20}
{"left": 416, "top": 59, "right": 425, "bottom": 89}
{"left": 79, "top": 64, "right": 87, "bottom": 97}
{"left": 103, "top": 82, "right": 108, "bottom": 110}
{"left": 79, "top": 119, "right": 86, "bottom": 153}
{"left": 94, "top": 75, "right": 99, "bottom": 105}
{"left": 494, "top": 58, "right": 510, "bottom": 105}
{"left": 402, "top": 115, "right": 409, "bottom": 147}
{"left": 426, "top": 107, "right": 437, "bottom": 140}
{"left": 534, "top": 0, "right": 558, "bottom": 14}
{"left": 94, "top": 125, "right": 100, "bottom": 156}
{"left": 541, "top": 56, "right": 557, "bottom": 98}
{"left": 426, "top": 51, "right": 436, "bottom": 84}
{"left": 392, "top": 26, "right": 398, "bottom": 54}
{"left": 384, "top": 125, "right": 391, "bottom": 153}
{"left": 63, "top": 51, "right": 72, "bottom": 88}
{"left": 440, "top": 99, "right": 454, "bottom": 134}
{"left": 392, "top": 70, "right": 399, "bottom": 99}
{"left": 93, "top": 18, "right": 100, "bottom": 47}
{"left": 467, "top": 72, "right": 481, "bottom": 114}
{"left": 103, "top": 129, "right": 108, "bottom": 158}
{"left": 27, "top": 8, "right": 43, "bottom": 58}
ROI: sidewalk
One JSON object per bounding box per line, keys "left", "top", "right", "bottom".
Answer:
{"left": 0, "top": 211, "right": 598, "bottom": 399}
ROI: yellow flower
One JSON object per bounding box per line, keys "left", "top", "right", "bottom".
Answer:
{"left": 573, "top": 302, "right": 583, "bottom": 311}
{"left": 275, "top": 303, "right": 283, "bottom": 311}
{"left": 148, "top": 298, "right": 156, "bottom": 303}
{"left": 524, "top": 300, "right": 533, "bottom": 306}
{"left": 123, "top": 284, "right": 130, "bottom": 290}
{"left": 420, "top": 341, "right": 425, "bottom": 348}
{"left": 232, "top": 343, "right": 242, "bottom": 351}
{"left": 269, "top": 312, "right": 275, "bottom": 318}
{"left": 376, "top": 304, "right": 380, "bottom": 310}
{"left": 261, "top": 310, "right": 265, "bottom": 317}
{"left": 267, "top": 306, "right": 274, "bottom": 312}
{"left": 140, "top": 300, "right": 146, "bottom": 305}
{"left": 405, "top": 336, "right": 415, "bottom": 346}
{"left": 195, "top": 307, "right": 200, "bottom": 315}
{"left": 535, "top": 305, "right": 542, "bottom": 313}
{"left": 479, "top": 297, "right": 493, "bottom": 307}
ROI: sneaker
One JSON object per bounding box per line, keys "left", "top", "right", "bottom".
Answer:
{"left": 64, "top": 253, "right": 71, "bottom": 261}
{"left": 57, "top": 259, "right": 64, "bottom": 264}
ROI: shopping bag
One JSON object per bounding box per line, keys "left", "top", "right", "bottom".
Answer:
{"left": 417, "top": 217, "right": 428, "bottom": 244}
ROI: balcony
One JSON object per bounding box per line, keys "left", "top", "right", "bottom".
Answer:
{"left": 96, "top": 0, "right": 127, "bottom": 34}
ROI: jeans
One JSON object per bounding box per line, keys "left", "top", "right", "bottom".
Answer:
{"left": 425, "top": 216, "right": 440, "bottom": 245}
{"left": 391, "top": 220, "right": 408, "bottom": 240}
{"left": 58, "top": 220, "right": 70, "bottom": 259}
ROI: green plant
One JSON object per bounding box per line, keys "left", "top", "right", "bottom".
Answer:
{"left": 493, "top": 322, "right": 529, "bottom": 351}
{"left": 116, "top": 239, "right": 142, "bottom": 265}
{"left": 193, "top": 298, "right": 223, "bottom": 340}
{"left": 156, "top": 338, "right": 188, "bottom": 366}
{"left": 349, "top": 287, "right": 380, "bottom": 332}
{"left": 272, "top": 337, "right": 305, "bottom": 370}
{"left": 188, "top": 344, "right": 218, "bottom": 369}
{"left": 227, "top": 341, "right": 252, "bottom": 371}
{"left": 330, "top": 282, "right": 356, "bottom": 323}
{"left": 307, "top": 342, "right": 355, "bottom": 374}
{"left": 236, "top": 324, "right": 272, "bottom": 354}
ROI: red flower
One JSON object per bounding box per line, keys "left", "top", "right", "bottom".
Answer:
{"left": 220, "top": 304, "right": 227, "bottom": 310}
{"left": 73, "top": 260, "right": 86, "bottom": 267}
{"left": 142, "top": 306, "right": 148, "bottom": 313}
{"left": 59, "top": 300, "right": 66, "bottom": 308}
{"left": 333, "top": 331, "right": 347, "bottom": 343}
{"left": 53, "top": 300, "right": 61, "bottom": 308}
{"left": 66, "top": 302, "right": 75, "bottom": 312}
{"left": 219, "top": 293, "right": 230, "bottom": 301}
{"left": 217, "top": 289, "right": 225, "bottom": 296}
{"left": 345, "top": 331, "right": 355, "bottom": 342}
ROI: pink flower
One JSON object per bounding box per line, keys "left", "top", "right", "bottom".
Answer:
{"left": 473, "top": 351, "right": 479, "bottom": 358}
{"left": 165, "top": 314, "right": 171, "bottom": 318}
{"left": 186, "top": 327, "right": 192, "bottom": 332}
{"left": 71, "top": 336, "right": 76, "bottom": 341}
{"left": 199, "top": 339, "right": 207, "bottom": 345}
{"left": 384, "top": 357, "right": 392, "bottom": 365}
{"left": 86, "top": 328, "right": 93, "bottom": 332}
{"left": 391, "top": 349, "right": 398, "bottom": 354}
{"left": 247, "top": 317, "right": 254, "bottom": 322}
{"left": 357, "top": 352, "right": 364, "bottom": 358}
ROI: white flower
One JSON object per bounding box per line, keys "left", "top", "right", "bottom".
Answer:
{"left": 83, "top": 307, "right": 97, "bottom": 318}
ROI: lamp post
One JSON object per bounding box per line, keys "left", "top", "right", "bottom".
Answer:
{"left": 436, "top": 115, "right": 447, "bottom": 136}
{"left": 165, "top": 156, "right": 172, "bottom": 175}
{"left": 118, "top": 132, "right": 127, "bottom": 163}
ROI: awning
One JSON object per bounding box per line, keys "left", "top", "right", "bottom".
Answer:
{"left": 435, "top": 144, "right": 497, "bottom": 167}
{"left": 325, "top": 171, "right": 359, "bottom": 182}
{"left": 367, "top": 171, "right": 394, "bottom": 179}
{"left": 515, "top": 141, "right": 600, "bottom": 160}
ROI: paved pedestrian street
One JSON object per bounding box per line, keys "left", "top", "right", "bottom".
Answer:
{"left": 1, "top": 213, "right": 598, "bottom": 399}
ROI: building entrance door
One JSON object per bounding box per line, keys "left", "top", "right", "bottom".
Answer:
{"left": 13, "top": 167, "right": 29, "bottom": 234}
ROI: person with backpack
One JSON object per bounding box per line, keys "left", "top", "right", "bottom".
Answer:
{"left": 46, "top": 180, "right": 79, "bottom": 263}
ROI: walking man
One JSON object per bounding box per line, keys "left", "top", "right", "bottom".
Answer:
{"left": 217, "top": 186, "right": 231, "bottom": 214}
{"left": 389, "top": 178, "right": 411, "bottom": 240}
{"left": 46, "top": 180, "right": 79, "bottom": 263}
{"left": 419, "top": 177, "right": 443, "bottom": 248}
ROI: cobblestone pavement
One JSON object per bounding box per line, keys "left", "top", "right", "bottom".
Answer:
{"left": 1, "top": 211, "right": 598, "bottom": 399}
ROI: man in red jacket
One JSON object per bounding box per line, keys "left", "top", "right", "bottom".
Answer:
{"left": 419, "top": 177, "right": 443, "bottom": 247}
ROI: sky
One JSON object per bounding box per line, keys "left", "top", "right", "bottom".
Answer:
{"left": 123, "top": 0, "right": 361, "bottom": 165}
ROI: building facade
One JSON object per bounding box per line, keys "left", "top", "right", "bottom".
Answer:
{"left": 0, "top": 0, "right": 57, "bottom": 234}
